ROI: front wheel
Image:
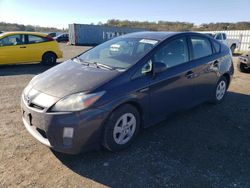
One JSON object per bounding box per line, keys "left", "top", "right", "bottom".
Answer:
{"left": 103, "top": 104, "right": 140, "bottom": 152}
{"left": 238, "top": 63, "right": 250, "bottom": 73}
{"left": 211, "top": 76, "right": 228, "bottom": 104}
{"left": 41, "top": 52, "right": 57, "bottom": 65}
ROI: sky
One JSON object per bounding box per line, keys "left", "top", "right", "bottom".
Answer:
{"left": 0, "top": 0, "right": 250, "bottom": 29}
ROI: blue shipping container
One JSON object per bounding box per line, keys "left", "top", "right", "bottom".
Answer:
{"left": 69, "top": 24, "right": 145, "bottom": 45}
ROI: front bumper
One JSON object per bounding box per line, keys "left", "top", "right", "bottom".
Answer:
{"left": 21, "top": 94, "right": 109, "bottom": 154}
{"left": 57, "top": 50, "right": 63, "bottom": 59}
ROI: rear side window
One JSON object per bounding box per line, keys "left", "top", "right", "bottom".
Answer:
{"left": 222, "top": 33, "right": 227, "bottom": 40}
{"left": 212, "top": 40, "right": 221, "bottom": 53}
{"left": 28, "top": 35, "right": 48, "bottom": 44}
{"left": 215, "top": 33, "right": 222, "bottom": 40}
{"left": 191, "top": 37, "right": 212, "bottom": 59}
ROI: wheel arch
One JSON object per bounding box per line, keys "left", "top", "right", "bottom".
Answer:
{"left": 42, "top": 51, "right": 58, "bottom": 59}
{"left": 118, "top": 100, "right": 143, "bottom": 124}
{"left": 105, "top": 99, "right": 145, "bottom": 129}
{"left": 230, "top": 43, "right": 236, "bottom": 48}
{"left": 101, "top": 99, "right": 144, "bottom": 151}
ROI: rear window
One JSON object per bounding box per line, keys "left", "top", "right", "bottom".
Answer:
{"left": 28, "top": 35, "right": 48, "bottom": 44}
{"left": 191, "top": 36, "right": 212, "bottom": 59}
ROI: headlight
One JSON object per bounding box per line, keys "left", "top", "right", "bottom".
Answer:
{"left": 50, "top": 91, "right": 105, "bottom": 112}
{"left": 23, "top": 75, "right": 40, "bottom": 96}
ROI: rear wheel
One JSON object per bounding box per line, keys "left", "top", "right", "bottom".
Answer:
{"left": 211, "top": 76, "right": 228, "bottom": 104}
{"left": 41, "top": 52, "right": 57, "bottom": 65}
{"left": 103, "top": 104, "right": 140, "bottom": 152}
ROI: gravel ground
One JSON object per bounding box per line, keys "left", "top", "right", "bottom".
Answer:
{"left": 0, "top": 44, "right": 250, "bottom": 188}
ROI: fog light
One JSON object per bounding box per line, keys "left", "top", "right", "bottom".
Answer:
{"left": 63, "top": 127, "right": 74, "bottom": 138}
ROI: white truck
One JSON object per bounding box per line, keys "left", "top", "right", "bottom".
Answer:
{"left": 213, "top": 33, "right": 240, "bottom": 53}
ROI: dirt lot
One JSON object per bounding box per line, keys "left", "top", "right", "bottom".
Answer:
{"left": 0, "top": 43, "right": 250, "bottom": 188}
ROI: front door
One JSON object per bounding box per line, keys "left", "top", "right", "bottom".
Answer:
{"left": 149, "top": 37, "right": 197, "bottom": 123}
{"left": 0, "top": 34, "right": 26, "bottom": 64}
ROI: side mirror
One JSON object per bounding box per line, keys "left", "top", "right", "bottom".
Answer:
{"left": 154, "top": 62, "right": 167, "bottom": 74}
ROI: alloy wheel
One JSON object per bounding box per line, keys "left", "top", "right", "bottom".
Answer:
{"left": 113, "top": 113, "right": 137, "bottom": 145}
{"left": 216, "top": 80, "right": 226, "bottom": 101}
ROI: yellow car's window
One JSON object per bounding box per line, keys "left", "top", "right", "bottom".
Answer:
{"left": 0, "top": 34, "right": 25, "bottom": 46}
{"left": 28, "top": 35, "right": 47, "bottom": 44}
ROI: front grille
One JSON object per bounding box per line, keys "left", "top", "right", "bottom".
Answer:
{"left": 36, "top": 128, "right": 47, "bottom": 139}
{"left": 30, "top": 103, "right": 45, "bottom": 110}
{"left": 23, "top": 95, "right": 45, "bottom": 110}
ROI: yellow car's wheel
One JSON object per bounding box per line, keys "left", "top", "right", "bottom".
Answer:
{"left": 42, "top": 52, "right": 57, "bottom": 65}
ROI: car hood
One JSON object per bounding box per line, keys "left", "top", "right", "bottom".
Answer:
{"left": 31, "top": 60, "right": 120, "bottom": 98}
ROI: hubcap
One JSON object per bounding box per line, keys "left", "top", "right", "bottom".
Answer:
{"left": 48, "top": 56, "right": 54, "bottom": 63}
{"left": 216, "top": 80, "right": 226, "bottom": 100}
{"left": 113, "top": 113, "right": 136, "bottom": 145}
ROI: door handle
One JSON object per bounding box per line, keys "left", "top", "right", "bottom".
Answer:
{"left": 185, "top": 71, "right": 195, "bottom": 79}
{"left": 20, "top": 46, "right": 26, "bottom": 48}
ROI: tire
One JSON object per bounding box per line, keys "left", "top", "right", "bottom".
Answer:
{"left": 41, "top": 52, "right": 57, "bottom": 65}
{"left": 103, "top": 104, "right": 141, "bottom": 152}
{"left": 238, "top": 63, "right": 250, "bottom": 73}
{"left": 211, "top": 76, "right": 228, "bottom": 104}
{"left": 230, "top": 44, "right": 236, "bottom": 54}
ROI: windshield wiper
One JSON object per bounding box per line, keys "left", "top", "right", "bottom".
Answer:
{"left": 84, "top": 60, "right": 115, "bottom": 70}
{"left": 96, "top": 62, "right": 114, "bottom": 70}
{"left": 96, "top": 63, "right": 127, "bottom": 71}
{"left": 73, "top": 57, "right": 88, "bottom": 66}
{"left": 75, "top": 58, "right": 125, "bottom": 71}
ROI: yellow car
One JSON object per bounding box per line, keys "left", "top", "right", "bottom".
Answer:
{"left": 0, "top": 31, "right": 63, "bottom": 65}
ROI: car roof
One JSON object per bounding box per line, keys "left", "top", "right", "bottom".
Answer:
{"left": 122, "top": 31, "right": 177, "bottom": 41}
{"left": 122, "top": 31, "right": 203, "bottom": 41}
{"left": 0, "top": 31, "right": 48, "bottom": 38}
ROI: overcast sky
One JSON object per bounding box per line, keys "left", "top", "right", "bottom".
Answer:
{"left": 0, "top": 0, "right": 249, "bottom": 29}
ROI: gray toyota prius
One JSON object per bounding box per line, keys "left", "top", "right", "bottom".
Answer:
{"left": 21, "top": 32, "right": 234, "bottom": 154}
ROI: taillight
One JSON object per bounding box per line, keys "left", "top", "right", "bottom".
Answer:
{"left": 46, "top": 35, "right": 54, "bottom": 41}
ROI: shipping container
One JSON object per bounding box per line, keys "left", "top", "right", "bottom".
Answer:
{"left": 68, "top": 24, "right": 145, "bottom": 45}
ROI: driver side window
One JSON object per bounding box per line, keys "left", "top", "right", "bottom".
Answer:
{"left": 0, "top": 34, "right": 24, "bottom": 46}
{"left": 153, "top": 37, "right": 189, "bottom": 69}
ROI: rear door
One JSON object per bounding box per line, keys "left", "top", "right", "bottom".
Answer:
{"left": 188, "top": 35, "right": 220, "bottom": 103}
{"left": 0, "top": 34, "right": 27, "bottom": 64}
{"left": 148, "top": 36, "right": 197, "bottom": 123}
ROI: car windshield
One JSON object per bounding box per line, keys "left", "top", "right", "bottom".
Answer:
{"left": 78, "top": 37, "right": 159, "bottom": 69}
